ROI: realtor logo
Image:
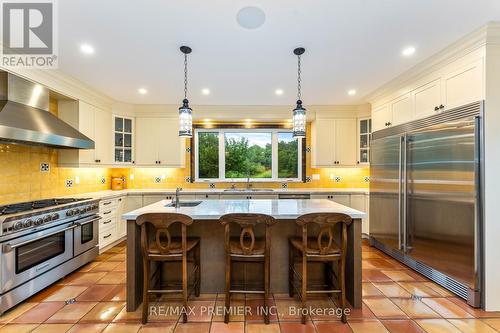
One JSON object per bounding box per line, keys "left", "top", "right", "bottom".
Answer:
{"left": 1, "top": 0, "right": 58, "bottom": 68}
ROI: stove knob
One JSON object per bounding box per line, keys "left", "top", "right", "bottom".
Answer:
{"left": 35, "top": 218, "right": 43, "bottom": 225}
{"left": 92, "top": 204, "right": 99, "bottom": 210}
{"left": 51, "top": 213, "right": 59, "bottom": 220}
{"left": 74, "top": 208, "right": 80, "bottom": 215}
{"left": 23, "top": 220, "right": 32, "bottom": 228}
{"left": 43, "top": 215, "right": 51, "bottom": 223}
{"left": 13, "top": 221, "right": 23, "bottom": 230}
{"left": 66, "top": 210, "right": 74, "bottom": 216}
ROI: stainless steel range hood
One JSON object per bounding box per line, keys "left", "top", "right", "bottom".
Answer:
{"left": 0, "top": 71, "right": 94, "bottom": 149}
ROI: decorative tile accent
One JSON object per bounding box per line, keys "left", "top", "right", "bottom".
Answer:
{"left": 306, "top": 146, "right": 311, "bottom": 153}
{"left": 185, "top": 176, "right": 192, "bottom": 183}
{"left": 40, "top": 162, "right": 50, "bottom": 172}
{"left": 334, "top": 176, "right": 342, "bottom": 183}
{"left": 364, "top": 176, "right": 370, "bottom": 182}
{"left": 154, "top": 177, "right": 162, "bottom": 184}
{"left": 209, "top": 183, "right": 215, "bottom": 189}
{"left": 281, "top": 183, "right": 288, "bottom": 188}
{"left": 186, "top": 147, "right": 192, "bottom": 153}
{"left": 100, "top": 177, "right": 106, "bottom": 184}
{"left": 65, "top": 179, "right": 74, "bottom": 188}
{"left": 305, "top": 176, "right": 312, "bottom": 183}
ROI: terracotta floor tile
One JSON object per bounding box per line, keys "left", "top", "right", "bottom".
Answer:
{"left": 102, "top": 323, "right": 141, "bottom": 333}
{"left": 97, "top": 272, "right": 126, "bottom": 284}
{"left": 103, "top": 285, "right": 127, "bottom": 301}
{"left": 245, "top": 323, "right": 280, "bottom": 333}
{"left": 174, "top": 322, "right": 210, "bottom": 333}
{"left": 30, "top": 323, "right": 73, "bottom": 333}
{"left": 398, "top": 282, "right": 442, "bottom": 298}
{"left": 209, "top": 322, "right": 244, "bottom": 333}
{"left": 0, "top": 302, "right": 38, "bottom": 323}
{"left": 362, "top": 298, "right": 408, "bottom": 319}
{"left": 62, "top": 272, "right": 108, "bottom": 286}
{"left": 279, "top": 322, "right": 316, "bottom": 333}
{"left": 448, "top": 319, "right": 498, "bottom": 333}
{"left": 315, "top": 321, "right": 353, "bottom": 333}
{"left": 0, "top": 324, "right": 39, "bottom": 333}
{"left": 348, "top": 319, "right": 390, "bottom": 333}
{"left": 112, "top": 262, "right": 127, "bottom": 272}
{"left": 42, "top": 286, "right": 88, "bottom": 302}
{"left": 113, "top": 305, "right": 142, "bottom": 323}
{"left": 381, "top": 271, "right": 416, "bottom": 282}
{"left": 362, "top": 252, "right": 383, "bottom": 259}
{"left": 94, "top": 253, "right": 113, "bottom": 262}
{"left": 381, "top": 320, "right": 426, "bottom": 333}
{"left": 448, "top": 298, "right": 500, "bottom": 318}
{"left": 77, "top": 285, "right": 120, "bottom": 302}
{"left": 77, "top": 262, "right": 100, "bottom": 272}
{"left": 212, "top": 300, "right": 245, "bottom": 322}
{"left": 415, "top": 319, "right": 462, "bottom": 333}
{"left": 274, "top": 299, "right": 309, "bottom": 322}
{"left": 483, "top": 319, "right": 500, "bottom": 330}
{"left": 147, "top": 302, "right": 182, "bottom": 322}
{"left": 137, "top": 322, "right": 175, "bottom": 333}
{"left": 390, "top": 298, "right": 440, "bottom": 319}
{"left": 346, "top": 303, "right": 377, "bottom": 320}
{"left": 421, "top": 282, "right": 455, "bottom": 297}
{"left": 27, "top": 285, "right": 64, "bottom": 302}
{"left": 46, "top": 302, "right": 97, "bottom": 323}
{"left": 11, "top": 302, "right": 65, "bottom": 323}
{"left": 362, "top": 282, "right": 384, "bottom": 297}
{"left": 307, "top": 298, "right": 341, "bottom": 321}
{"left": 363, "top": 259, "right": 399, "bottom": 270}
{"left": 186, "top": 300, "right": 216, "bottom": 322}
{"left": 108, "top": 254, "right": 126, "bottom": 261}
{"left": 362, "top": 270, "right": 392, "bottom": 282}
{"left": 66, "top": 323, "right": 108, "bottom": 333}
{"left": 90, "top": 261, "right": 121, "bottom": 272}
{"left": 245, "top": 299, "right": 278, "bottom": 322}
{"left": 372, "top": 282, "right": 412, "bottom": 298}
{"left": 79, "top": 301, "right": 125, "bottom": 323}
{"left": 421, "top": 298, "right": 474, "bottom": 319}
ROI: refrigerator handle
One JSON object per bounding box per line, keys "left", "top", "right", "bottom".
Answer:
{"left": 402, "top": 134, "right": 408, "bottom": 253}
{"left": 398, "top": 136, "right": 403, "bottom": 250}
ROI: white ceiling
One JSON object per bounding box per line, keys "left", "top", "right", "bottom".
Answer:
{"left": 58, "top": 0, "right": 500, "bottom": 105}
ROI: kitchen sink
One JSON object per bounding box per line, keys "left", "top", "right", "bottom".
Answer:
{"left": 223, "top": 188, "right": 274, "bottom": 192}
{"left": 165, "top": 201, "right": 202, "bottom": 208}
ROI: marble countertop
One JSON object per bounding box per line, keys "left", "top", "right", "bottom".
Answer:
{"left": 122, "top": 199, "right": 366, "bottom": 220}
{"left": 71, "top": 187, "right": 369, "bottom": 200}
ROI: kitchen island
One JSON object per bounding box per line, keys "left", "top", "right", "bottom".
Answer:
{"left": 123, "top": 199, "right": 365, "bottom": 311}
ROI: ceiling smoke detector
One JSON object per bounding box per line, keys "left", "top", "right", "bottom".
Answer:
{"left": 237, "top": 6, "right": 266, "bottom": 30}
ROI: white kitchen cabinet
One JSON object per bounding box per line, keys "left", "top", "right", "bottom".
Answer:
{"left": 442, "top": 58, "right": 484, "bottom": 110}
{"left": 116, "top": 196, "right": 126, "bottom": 238}
{"left": 135, "top": 117, "right": 185, "bottom": 167}
{"left": 58, "top": 100, "right": 113, "bottom": 166}
{"left": 220, "top": 193, "right": 278, "bottom": 200}
{"left": 311, "top": 118, "right": 357, "bottom": 167}
{"left": 350, "top": 194, "right": 369, "bottom": 235}
{"left": 143, "top": 195, "right": 168, "bottom": 206}
{"left": 124, "top": 195, "right": 143, "bottom": 213}
{"left": 310, "top": 194, "right": 350, "bottom": 206}
{"left": 372, "top": 104, "right": 392, "bottom": 132}
{"left": 195, "top": 194, "right": 220, "bottom": 200}
{"left": 413, "top": 78, "right": 442, "bottom": 119}
{"left": 391, "top": 93, "right": 413, "bottom": 126}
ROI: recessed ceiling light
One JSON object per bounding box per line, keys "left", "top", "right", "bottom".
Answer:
{"left": 402, "top": 46, "right": 416, "bottom": 57}
{"left": 80, "top": 43, "right": 95, "bottom": 54}
{"left": 237, "top": 6, "right": 266, "bottom": 29}
{"left": 138, "top": 88, "right": 147, "bottom": 95}
{"left": 275, "top": 89, "right": 284, "bottom": 96}
{"left": 201, "top": 88, "right": 210, "bottom": 95}
{"left": 348, "top": 89, "right": 357, "bottom": 96}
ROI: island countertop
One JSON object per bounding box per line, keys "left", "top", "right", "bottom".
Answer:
{"left": 122, "top": 198, "right": 366, "bottom": 221}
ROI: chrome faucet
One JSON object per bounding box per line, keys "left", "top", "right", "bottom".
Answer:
{"left": 174, "top": 187, "right": 182, "bottom": 207}
{"left": 246, "top": 172, "right": 252, "bottom": 190}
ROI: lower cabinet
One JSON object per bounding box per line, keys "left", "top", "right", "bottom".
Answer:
{"left": 350, "top": 194, "right": 369, "bottom": 236}
{"left": 98, "top": 196, "right": 126, "bottom": 251}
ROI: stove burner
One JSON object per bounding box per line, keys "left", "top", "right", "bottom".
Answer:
{"left": 0, "top": 198, "right": 91, "bottom": 216}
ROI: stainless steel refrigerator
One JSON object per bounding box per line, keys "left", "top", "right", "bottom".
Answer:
{"left": 370, "top": 101, "right": 483, "bottom": 307}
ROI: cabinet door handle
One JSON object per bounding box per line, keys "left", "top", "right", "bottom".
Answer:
{"left": 103, "top": 233, "right": 112, "bottom": 239}
{"left": 434, "top": 106, "right": 439, "bottom": 111}
{"left": 103, "top": 219, "right": 112, "bottom": 224}
{"left": 439, "top": 104, "right": 445, "bottom": 109}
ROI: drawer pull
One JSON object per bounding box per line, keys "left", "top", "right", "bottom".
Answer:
{"left": 103, "top": 220, "right": 112, "bottom": 224}
{"left": 103, "top": 202, "right": 112, "bottom": 205}
{"left": 103, "top": 233, "right": 112, "bottom": 239}
{"left": 103, "top": 211, "right": 112, "bottom": 215}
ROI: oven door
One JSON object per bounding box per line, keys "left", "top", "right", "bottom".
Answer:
{"left": 74, "top": 215, "right": 100, "bottom": 257}
{"left": 0, "top": 222, "right": 75, "bottom": 293}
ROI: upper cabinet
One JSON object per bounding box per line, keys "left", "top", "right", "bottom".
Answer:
{"left": 311, "top": 118, "right": 357, "bottom": 168}
{"left": 135, "top": 117, "right": 185, "bottom": 167}
{"left": 58, "top": 101, "right": 113, "bottom": 166}
{"left": 113, "top": 116, "right": 134, "bottom": 164}
{"left": 358, "top": 118, "right": 372, "bottom": 164}
{"left": 371, "top": 51, "right": 484, "bottom": 132}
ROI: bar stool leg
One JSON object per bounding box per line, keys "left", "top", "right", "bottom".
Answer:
{"left": 340, "top": 258, "right": 347, "bottom": 323}
{"left": 195, "top": 243, "right": 201, "bottom": 297}
{"left": 264, "top": 254, "right": 270, "bottom": 324}
{"left": 301, "top": 255, "right": 307, "bottom": 324}
{"left": 142, "top": 258, "right": 150, "bottom": 324}
{"left": 182, "top": 254, "right": 188, "bottom": 323}
{"left": 288, "top": 244, "right": 294, "bottom": 297}
{"left": 224, "top": 255, "right": 231, "bottom": 323}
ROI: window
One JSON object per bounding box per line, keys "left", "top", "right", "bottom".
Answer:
{"left": 114, "top": 116, "right": 133, "bottom": 163}
{"left": 195, "top": 128, "right": 302, "bottom": 181}
{"left": 359, "top": 118, "right": 372, "bottom": 163}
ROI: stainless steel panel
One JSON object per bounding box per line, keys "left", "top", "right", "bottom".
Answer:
{"left": 74, "top": 216, "right": 100, "bottom": 256}
{"left": 405, "top": 117, "right": 477, "bottom": 289}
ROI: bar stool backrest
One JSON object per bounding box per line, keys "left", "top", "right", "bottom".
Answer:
{"left": 136, "top": 213, "right": 193, "bottom": 255}
{"left": 219, "top": 213, "right": 276, "bottom": 255}
{"left": 296, "top": 213, "right": 352, "bottom": 255}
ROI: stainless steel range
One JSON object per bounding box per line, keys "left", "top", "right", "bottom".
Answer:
{"left": 0, "top": 197, "right": 100, "bottom": 314}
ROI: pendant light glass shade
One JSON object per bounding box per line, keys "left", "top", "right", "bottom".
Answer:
{"left": 292, "top": 99, "right": 306, "bottom": 138}
{"left": 178, "top": 98, "right": 193, "bottom": 137}
{"left": 179, "top": 46, "right": 193, "bottom": 137}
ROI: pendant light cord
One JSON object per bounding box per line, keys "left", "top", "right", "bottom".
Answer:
{"left": 297, "top": 54, "right": 302, "bottom": 101}
{"left": 184, "top": 53, "right": 188, "bottom": 99}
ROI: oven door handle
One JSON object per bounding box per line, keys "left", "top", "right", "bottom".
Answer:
{"left": 75, "top": 216, "right": 102, "bottom": 227}
{"left": 2, "top": 224, "right": 78, "bottom": 252}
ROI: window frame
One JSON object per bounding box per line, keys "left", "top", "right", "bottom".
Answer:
{"left": 194, "top": 128, "right": 303, "bottom": 182}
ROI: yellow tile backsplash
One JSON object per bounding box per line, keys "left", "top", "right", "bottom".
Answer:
{"left": 0, "top": 123, "right": 369, "bottom": 205}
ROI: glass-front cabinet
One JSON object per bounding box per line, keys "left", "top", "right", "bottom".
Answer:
{"left": 114, "top": 116, "right": 134, "bottom": 163}
{"left": 359, "top": 118, "right": 372, "bottom": 164}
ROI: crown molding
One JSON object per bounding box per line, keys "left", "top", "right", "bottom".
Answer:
{"left": 364, "top": 22, "right": 499, "bottom": 104}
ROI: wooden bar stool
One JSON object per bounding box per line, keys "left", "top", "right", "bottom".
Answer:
{"left": 136, "top": 213, "right": 201, "bottom": 324}
{"left": 288, "top": 213, "right": 352, "bottom": 324}
{"left": 219, "top": 213, "right": 276, "bottom": 324}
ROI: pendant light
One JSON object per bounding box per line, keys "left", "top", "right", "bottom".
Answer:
{"left": 179, "top": 46, "right": 193, "bottom": 137}
{"left": 292, "top": 47, "right": 306, "bottom": 138}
